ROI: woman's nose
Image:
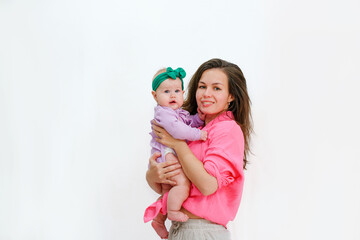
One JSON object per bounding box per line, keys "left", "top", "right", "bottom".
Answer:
{"left": 203, "top": 88, "right": 211, "bottom": 97}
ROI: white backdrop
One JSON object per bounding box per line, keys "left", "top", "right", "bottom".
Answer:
{"left": 1, "top": 0, "right": 359, "bottom": 239}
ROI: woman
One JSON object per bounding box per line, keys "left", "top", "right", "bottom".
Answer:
{"left": 146, "top": 58, "right": 253, "bottom": 239}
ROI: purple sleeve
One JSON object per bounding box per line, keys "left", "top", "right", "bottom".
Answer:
{"left": 185, "top": 113, "right": 204, "bottom": 128}
{"left": 154, "top": 106, "right": 202, "bottom": 141}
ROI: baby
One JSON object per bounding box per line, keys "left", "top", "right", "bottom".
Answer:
{"left": 147, "top": 67, "right": 207, "bottom": 239}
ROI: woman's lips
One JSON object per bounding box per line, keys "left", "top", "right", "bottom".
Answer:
{"left": 201, "top": 101, "right": 213, "bottom": 107}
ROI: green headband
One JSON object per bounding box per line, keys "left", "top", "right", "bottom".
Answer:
{"left": 152, "top": 67, "right": 186, "bottom": 91}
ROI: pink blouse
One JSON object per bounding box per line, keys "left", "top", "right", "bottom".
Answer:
{"left": 182, "top": 111, "right": 245, "bottom": 227}
{"left": 144, "top": 111, "right": 244, "bottom": 227}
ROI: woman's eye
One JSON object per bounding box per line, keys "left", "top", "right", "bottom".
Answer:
{"left": 198, "top": 86, "right": 205, "bottom": 89}
{"left": 214, "top": 87, "right": 221, "bottom": 91}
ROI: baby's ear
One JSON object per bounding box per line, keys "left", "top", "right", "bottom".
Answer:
{"left": 152, "top": 91, "right": 157, "bottom": 101}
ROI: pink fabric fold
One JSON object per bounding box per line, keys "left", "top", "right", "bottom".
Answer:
{"left": 144, "top": 192, "right": 169, "bottom": 223}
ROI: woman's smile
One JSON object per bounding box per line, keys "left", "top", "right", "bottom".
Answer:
{"left": 200, "top": 100, "right": 214, "bottom": 108}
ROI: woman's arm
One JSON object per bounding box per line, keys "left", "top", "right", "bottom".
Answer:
{"left": 146, "top": 152, "right": 182, "bottom": 194}
{"left": 174, "top": 141, "right": 218, "bottom": 196}
{"left": 152, "top": 122, "right": 218, "bottom": 196}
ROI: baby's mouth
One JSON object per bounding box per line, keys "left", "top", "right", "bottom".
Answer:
{"left": 170, "top": 100, "right": 176, "bottom": 104}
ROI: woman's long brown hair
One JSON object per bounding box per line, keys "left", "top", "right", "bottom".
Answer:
{"left": 183, "top": 58, "right": 253, "bottom": 169}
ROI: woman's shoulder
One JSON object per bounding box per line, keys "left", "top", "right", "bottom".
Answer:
{"left": 212, "top": 119, "right": 242, "bottom": 133}
{"left": 206, "top": 112, "right": 240, "bottom": 131}
{"left": 208, "top": 120, "right": 243, "bottom": 144}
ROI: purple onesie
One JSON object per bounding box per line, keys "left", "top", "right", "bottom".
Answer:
{"left": 150, "top": 105, "right": 204, "bottom": 163}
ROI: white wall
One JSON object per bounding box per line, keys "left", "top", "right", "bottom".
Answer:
{"left": 1, "top": 0, "right": 359, "bottom": 239}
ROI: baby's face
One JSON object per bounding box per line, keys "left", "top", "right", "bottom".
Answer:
{"left": 153, "top": 78, "right": 184, "bottom": 110}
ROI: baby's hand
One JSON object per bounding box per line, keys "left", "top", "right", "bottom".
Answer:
{"left": 197, "top": 107, "right": 206, "bottom": 121}
{"left": 200, "top": 130, "right": 208, "bottom": 141}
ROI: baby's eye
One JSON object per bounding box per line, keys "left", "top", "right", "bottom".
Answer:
{"left": 164, "top": 90, "right": 170, "bottom": 93}
{"left": 175, "top": 90, "right": 181, "bottom": 93}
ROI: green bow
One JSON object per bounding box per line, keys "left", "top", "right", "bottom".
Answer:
{"left": 152, "top": 67, "right": 186, "bottom": 91}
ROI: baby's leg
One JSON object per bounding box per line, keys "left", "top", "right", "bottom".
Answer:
{"left": 161, "top": 183, "right": 172, "bottom": 194}
{"left": 151, "top": 212, "right": 168, "bottom": 239}
{"left": 165, "top": 153, "right": 191, "bottom": 222}
{"left": 151, "top": 193, "right": 169, "bottom": 239}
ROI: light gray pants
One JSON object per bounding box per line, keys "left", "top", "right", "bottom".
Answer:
{"left": 168, "top": 219, "right": 231, "bottom": 240}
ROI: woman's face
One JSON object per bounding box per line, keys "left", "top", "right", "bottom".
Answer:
{"left": 196, "top": 68, "right": 234, "bottom": 124}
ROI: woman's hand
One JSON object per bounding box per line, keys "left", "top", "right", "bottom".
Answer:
{"left": 146, "top": 152, "right": 182, "bottom": 190}
{"left": 152, "top": 120, "right": 185, "bottom": 149}
{"left": 152, "top": 121, "right": 218, "bottom": 196}
{"left": 197, "top": 107, "right": 206, "bottom": 121}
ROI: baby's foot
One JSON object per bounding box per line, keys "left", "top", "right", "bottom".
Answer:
{"left": 151, "top": 220, "right": 169, "bottom": 239}
{"left": 167, "top": 210, "right": 189, "bottom": 222}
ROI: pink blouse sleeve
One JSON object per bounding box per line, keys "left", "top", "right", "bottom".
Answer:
{"left": 203, "top": 122, "right": 244, "bottom": 189}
